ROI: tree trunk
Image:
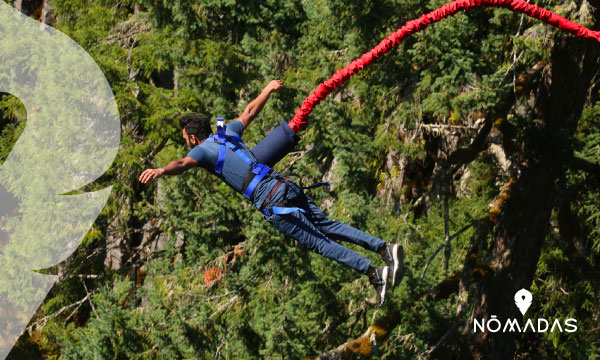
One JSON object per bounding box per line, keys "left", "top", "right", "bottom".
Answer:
{"left": 467, "top": 16, "right": 600, "bottom": 360}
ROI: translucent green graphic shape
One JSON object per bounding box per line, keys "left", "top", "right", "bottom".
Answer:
{"left": 0, "top": 2, "right": 120, "bottom": 358}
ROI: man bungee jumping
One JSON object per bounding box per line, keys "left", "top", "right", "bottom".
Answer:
{"left": 138, "top": 80, "right": 403, "bottom": 306}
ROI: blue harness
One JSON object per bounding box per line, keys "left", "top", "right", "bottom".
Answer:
{"left": 207, "top": 118, "right": 329, "bottom": 216}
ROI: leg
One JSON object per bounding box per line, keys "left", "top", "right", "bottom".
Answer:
{"left": 283, "top": 183, "right": 403, "bottom": 289}
{"left": 270, "top": 210, "right": 372, "bottom": 274}
{"left": 265, "top": 181, "right": 394, "bottom": 306}
{"left": 299, "top": 193, "right": 386, "bottom": 253}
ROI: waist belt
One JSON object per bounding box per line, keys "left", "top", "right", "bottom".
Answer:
{"left": 258, "top": 175, "right": 331, "bottom": 217}
{"left": 259, "top": 178, "right": 304, "bottom": 216}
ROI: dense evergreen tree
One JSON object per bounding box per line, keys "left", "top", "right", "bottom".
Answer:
{"left": 1, "top": 0, "right": 598, "bottom": 359}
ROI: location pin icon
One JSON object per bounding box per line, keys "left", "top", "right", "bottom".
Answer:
{"left": 514, "top": 289, "right": 532, "bottom": 315}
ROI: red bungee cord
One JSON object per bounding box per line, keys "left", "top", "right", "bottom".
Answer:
{"left": 287, "top": 0, "right": 600, "bottom": 133}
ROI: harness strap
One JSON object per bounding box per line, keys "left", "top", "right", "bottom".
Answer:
{"left": 214, "top": 117, "right": 227, "bottom": 174}
{"left": 211, "top": 134, "right": 246, "bottom": 174}
{"left": 209, "top": 118, "right": 330, "bottom": 213}
{"left": 273, "top": 172, "right": 331, "bottom": 190}
{"left": 244, "top": 163, "right": 270, "bottom": 199}
{"left": 215, "top": 141, "right": 226, "bottom": 174}
{"left": 262, "top": 206, "right": 306, "bottom": 216}
{"left": 302, "top": 181, "right": 330, "bottom": 190}
{"left": 209, "top": 120, "right": 272, "bottom": 200}
{"left": 259, "top": 175, "right": 330, "bottom": 217}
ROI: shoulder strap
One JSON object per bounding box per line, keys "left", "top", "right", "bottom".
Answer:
{"left": 209, "top": 118, "right": 273, "bottom": 200}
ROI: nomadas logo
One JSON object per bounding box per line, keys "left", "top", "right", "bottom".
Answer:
{"left": 472, "top": 289, "right": 578, "bottom": 333}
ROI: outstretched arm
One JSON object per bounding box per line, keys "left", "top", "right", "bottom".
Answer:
{"left": 138, "top": 157, "right": 198, "bottom": 184}
{"left": 238, "top": 80, "right": 284, "bottom": 129}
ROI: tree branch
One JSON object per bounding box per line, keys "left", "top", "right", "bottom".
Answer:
{"left": 427, "top": 260, "right": 495, "bottom": 301}
{"left": 24, "top": 290, "right": 98, "bottom": 336}
{"left": 421, "top": 222, "right": 476, "bottom": 279}
{"left": 448, "top": 60, "right": 547, "bottom": 174}
{"left": 569, "top": 156, "right": 600, "bottom": 178}
{"left": 140, "top": 137, "right": 169, "bottom": 166}
{"left": 421, "top": 321, "right": 460, "bottom": 357}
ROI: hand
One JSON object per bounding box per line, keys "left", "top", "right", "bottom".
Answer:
{"left": 267, "top": 79, "right": 284, "bottom": 93}
{"left": 138, "top": 168, "right": 164, "bottom": 184}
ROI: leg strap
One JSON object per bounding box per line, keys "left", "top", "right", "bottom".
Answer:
{"left": 260, "top": 175, "right": 306, "bottom": 216}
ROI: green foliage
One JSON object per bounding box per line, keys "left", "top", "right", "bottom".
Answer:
{"left": 59, "top": 278, "right": 148, "bottom": 360}
{"left": 0, "top": 94, "right": 26, "bottom": 163}
{"left": 3, "top": 0, "right": 598, "bottom": 358}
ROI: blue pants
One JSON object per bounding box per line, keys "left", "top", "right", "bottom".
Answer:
{"left": 261, "top": 180, "right": 385, "bottom": 274}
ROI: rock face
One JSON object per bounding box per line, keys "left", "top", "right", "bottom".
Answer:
{"left": 14, "top": 0, "right": 54, "bottom": 26}
{"left": 103, "top": 214, "right": 126, "bottom": 271}
{"left": 104, "top": 216, "right": 172, "bottom": 271}
{"left": 103, "top": 178, "right": 186, "bottom": 272}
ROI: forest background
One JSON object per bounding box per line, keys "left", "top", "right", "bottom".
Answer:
{"left": 0, "top": 0, "right": 599, "bottom": 358}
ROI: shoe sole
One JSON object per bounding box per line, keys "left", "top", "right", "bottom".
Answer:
{"left": 379, "top": 266, "right": 389, "bottom": 306}
{"left": 393, "top": 245, "right": 404, "bottom": 288}
{"left": 387, "top": 244, "right": 405, "bottom": 287}
{"left": 390, "top": 245, "right": 398, "bottom": 287}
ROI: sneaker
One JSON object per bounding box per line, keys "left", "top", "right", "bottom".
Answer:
{"left": 368, "top": 266, "right": 389, "bottom": 307}
{"left": 379, "top": 244, "right": 404, "bottom": 287}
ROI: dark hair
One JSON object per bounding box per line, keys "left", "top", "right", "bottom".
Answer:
{"left": 179, "top": 113, "right": 212, "bottom": 140}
